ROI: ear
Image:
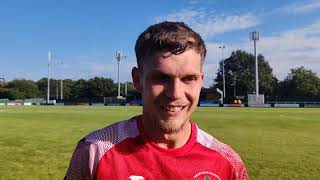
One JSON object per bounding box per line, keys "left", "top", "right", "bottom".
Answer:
{"left": 200, "top": 71, "right": 204, "bottom": 86}
{"left": 132, "top": 67, "right": 143, "bottom": 92}
{"left": 200, "top": 72, "right": 204, "bottom": 81}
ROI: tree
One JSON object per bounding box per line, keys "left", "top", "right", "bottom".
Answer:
{"left": 6, "top": 79, "right": 40, "bottom": 99}
{"left": 36, "top": 78, "right": 48, "bottom": 98}
{"left": 51, "top": 79, "right": 65, "bottom": 100}
{"left": 70, "top": 79, "right": 88, "bottom": 99}
{"left": 0, "top": 76, "right": 137, "bottom": 100}
{"left": 86, "top": 77, "right": 116, "bottom": 98}
{"left": 214, "top": 50, "right": 277, "bottom": 101}
{"left": 0, "top": 78, "right": 5, "bottom": 88}
{"left": 69, "top": 77, "right": 116, "bottom": 99}
{"left": 37, "top": 78, "right": 76, "bottom": 100}
{"left": 0, "top": 88, "right": 24, "bottom": 100}
{"left": 121, "top": 82, "right": 135, "bottom": 96}
{"left": 278, "top": 66, "right": 320, "bottom": 100}
{"left": 62, "top": 79, "right": 76, "bottom": 99}
{"left": 36, "top": 78, "right": 63, "bottom": 99}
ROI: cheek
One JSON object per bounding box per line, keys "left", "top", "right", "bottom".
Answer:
{"left": 144, "top": 84, "right": 165, "bottom": 99}
{"left": 148, "top": 79, "right": 165, "bottom": 91}
{"left": 187, "top": 85, "right": 202, "bottom": 101}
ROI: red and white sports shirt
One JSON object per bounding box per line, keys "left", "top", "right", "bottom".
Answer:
{"left": 65, "top": 116, "right": 248, "bottom": 180}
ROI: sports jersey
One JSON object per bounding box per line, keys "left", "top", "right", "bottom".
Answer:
{"left": 65, "top": 116, "right": 248, "bottom": 180}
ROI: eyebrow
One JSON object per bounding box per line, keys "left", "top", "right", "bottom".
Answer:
{"left": 149, "top": 69, "right": 200, "bottom": 78}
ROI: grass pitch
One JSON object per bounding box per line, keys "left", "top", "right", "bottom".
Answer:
{"left": 0, "top": 106, "right": 319, "bottom": 179}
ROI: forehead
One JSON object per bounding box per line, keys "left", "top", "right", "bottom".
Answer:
{"left": 141, "top": 49, "right": 202, "bottom": 75}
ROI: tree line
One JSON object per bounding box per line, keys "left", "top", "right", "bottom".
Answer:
{"left": 0, "top": 77, "right": 134, "bottom": 100}
{"left": 1, "top": 50, "right": 320, "bottom": 102}
{"left": 214, "top": 50, "right": 320, "bottom": 102}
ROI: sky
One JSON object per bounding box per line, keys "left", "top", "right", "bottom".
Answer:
{"left": 0, "top": 0, "right": 320, "bottom": 88}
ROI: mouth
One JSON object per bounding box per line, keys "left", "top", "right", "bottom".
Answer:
{"left": 160, "top": 104, "right": 187, "bottom": 115}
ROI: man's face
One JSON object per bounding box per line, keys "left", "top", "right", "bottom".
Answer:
{"left": 133, "top": 49, "right": 204, "bottom": 133}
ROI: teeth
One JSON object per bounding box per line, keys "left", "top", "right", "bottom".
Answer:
{"left": 165, "top": 105, "right": 183, "bottom": 112}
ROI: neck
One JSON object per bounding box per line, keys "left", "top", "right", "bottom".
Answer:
{"left": 141, "top": 116, "right": 192, "bottom": 149}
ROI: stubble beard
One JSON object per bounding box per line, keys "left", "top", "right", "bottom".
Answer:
{"left": 154, "top": 115, "right": 190, "bottom": 134}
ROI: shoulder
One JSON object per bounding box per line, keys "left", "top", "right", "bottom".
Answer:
{"left": 65, "top": 117, "right": 140, "bottom": 179}
{"left": 84, "top": 117, "right": 140, "bottom": 147}
{"left": 196, "top": 127, "right": 248, "bottom": 179}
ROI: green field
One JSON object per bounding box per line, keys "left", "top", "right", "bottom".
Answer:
{"left": 0, "top": 106, "right": 319, "bottom": 179}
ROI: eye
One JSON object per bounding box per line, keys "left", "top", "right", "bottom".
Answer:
{"left": 182, "top": 75, "right": 198, "bottom": 83}
{"left": 151, "top": 73, "right": 170, "bottom": 83}
{"left": 158, "top": 74, "right": 170, "bottom": 82}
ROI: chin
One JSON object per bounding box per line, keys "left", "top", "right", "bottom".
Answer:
{"left": 157, "top": 116, "right": 189, "bottom": 133}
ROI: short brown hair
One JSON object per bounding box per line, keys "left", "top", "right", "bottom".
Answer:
{"left": 135, "top": 21, "right": 206, "bottom": 68}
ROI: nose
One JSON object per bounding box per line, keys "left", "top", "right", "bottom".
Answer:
{"left": 165, "top": 79, "right": 183, "bottom": 99}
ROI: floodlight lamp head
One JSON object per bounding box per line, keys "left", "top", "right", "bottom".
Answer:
{"left": 116, "top": 51, "right": 125, "bottom": 62}
{"left": 250, "top": 31, "right": 259, "bottom": 41}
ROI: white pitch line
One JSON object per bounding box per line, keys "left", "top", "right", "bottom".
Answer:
{"left": 279, "top": 114, "right": 310, "bottom": 121}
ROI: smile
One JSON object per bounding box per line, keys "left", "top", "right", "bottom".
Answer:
{"left": 161, "top": 105, "right": 187, "bottom": 112}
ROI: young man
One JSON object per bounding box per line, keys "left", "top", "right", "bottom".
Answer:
{"left": 65, "top": 21, "right": 248, "bottom": 180}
